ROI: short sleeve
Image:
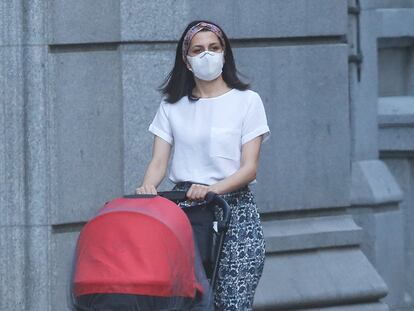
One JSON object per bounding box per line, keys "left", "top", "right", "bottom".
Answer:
{"left": 241, "top": 92, "right": 271, "bottom": 145}
{"left": 148, "top": 100, "right": 173, "bottom": 145}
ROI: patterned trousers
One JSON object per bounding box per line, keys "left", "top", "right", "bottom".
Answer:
{"left": 172, "top": 182, "right": 266, "bottom": 311}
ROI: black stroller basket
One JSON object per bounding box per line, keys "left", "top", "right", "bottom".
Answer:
{"left": 158, "top": 191, "right": 231, "bottom": 292}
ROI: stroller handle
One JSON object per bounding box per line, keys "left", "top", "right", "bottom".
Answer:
{"left": 205, "top": 192, "right": 231, "bottom": 231}
{"left": 158, "top": 191, "right": 231, "bottom": 231}
{"left": 123, "top": 191, "right": 231, "bottom": 230}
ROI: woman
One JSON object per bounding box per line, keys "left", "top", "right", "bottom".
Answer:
{"left": 136, "top": 20, "right": 270, "bottom": 310}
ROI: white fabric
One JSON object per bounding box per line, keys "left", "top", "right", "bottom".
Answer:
{"left": 148, "top": 88, "right": 270, "bottom": 186}
{"left": 186, "top": 51, "right": 224, "bottom": 81}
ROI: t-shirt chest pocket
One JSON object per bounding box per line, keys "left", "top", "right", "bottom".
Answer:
{"left": 209, "top": 127, "right": 241, "bottom": 160}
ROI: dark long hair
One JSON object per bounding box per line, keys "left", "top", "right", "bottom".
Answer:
{"left": 159, "top": 20, "right": 249, "bottom": 103}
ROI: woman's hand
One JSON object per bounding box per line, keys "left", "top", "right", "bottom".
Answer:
{"left": 186, "top": 184, "right": 218, "bottom": 201}
{"left": 135, "top": 184, "right": 157, "bottom": 195}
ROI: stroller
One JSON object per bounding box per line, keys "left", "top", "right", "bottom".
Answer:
{"left": 70, "top": 191, "right": 231, "bottom": 311}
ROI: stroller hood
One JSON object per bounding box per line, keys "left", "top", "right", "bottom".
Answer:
{"left": 72, "top": 195, "right": 203, "bottom": 299}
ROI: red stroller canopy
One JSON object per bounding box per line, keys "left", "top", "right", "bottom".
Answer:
{"left": 73, "top": 195, "right": 203, "bottom": 299}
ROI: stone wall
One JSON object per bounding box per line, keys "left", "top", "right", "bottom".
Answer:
{"left": 1, "top": 1, "right": 413, "bottom": 310}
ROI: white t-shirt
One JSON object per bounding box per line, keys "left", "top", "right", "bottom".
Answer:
{"left": 148, "top": 88, "right": 270, "bottom": 185}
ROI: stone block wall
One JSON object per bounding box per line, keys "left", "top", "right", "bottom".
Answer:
{"left": 1, "top": 1, "right": 413, "bottom": 310}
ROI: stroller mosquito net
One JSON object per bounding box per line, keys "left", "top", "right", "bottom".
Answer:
{"left": 70, "top": 195, "right": 213, "bottom": 311}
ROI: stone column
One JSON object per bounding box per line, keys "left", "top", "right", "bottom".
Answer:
{"left": 1, "top": 1, "right": 50, "bottom": 310}
{"left": 348, "top": 1, "right": 413, "bottom": 310}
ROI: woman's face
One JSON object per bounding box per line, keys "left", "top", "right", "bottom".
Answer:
{"left": 187, "top": 31, "right": 224, "bottom": 57}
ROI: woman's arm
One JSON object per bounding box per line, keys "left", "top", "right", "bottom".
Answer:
{"left": 136, "top": 136, "right": 172, "bottom": 194}
{"left": 186, "top": 135, "right": 263, "bottom": 200}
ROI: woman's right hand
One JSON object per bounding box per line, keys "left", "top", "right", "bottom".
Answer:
{"left": 135, "top": 184, "right": 157, "bottom": 195}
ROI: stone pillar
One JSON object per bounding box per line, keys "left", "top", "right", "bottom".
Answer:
{"left": 0, "top": 0, "right": 26, "bottom": 306}
{"left": 361, "top": 1, "right": 414, "bottom": 310}
{"left": 1, "top": 1, "right": 50, "bottom": 309}
{"left": 348, "top": 1, "right": 414, "bottom": 310}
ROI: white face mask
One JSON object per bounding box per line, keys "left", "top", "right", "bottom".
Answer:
{"left": 186, "top": 51, "right": 224, "bottom": 81}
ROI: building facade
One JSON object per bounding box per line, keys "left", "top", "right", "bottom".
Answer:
{"left": 1, "top": 1, "right": 413, "bottom": 310}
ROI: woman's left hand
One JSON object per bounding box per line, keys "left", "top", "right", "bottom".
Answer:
{"left": 186, "top": 184, "right": 218, "bottom": 201}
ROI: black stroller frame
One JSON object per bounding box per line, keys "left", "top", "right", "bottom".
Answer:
{"left": 157, "top": 191, "right": 231, "bottom": 296}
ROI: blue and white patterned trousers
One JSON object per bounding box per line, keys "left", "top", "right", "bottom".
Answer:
{"left": 172, "top": 182, "right": 266, "bottom": 311}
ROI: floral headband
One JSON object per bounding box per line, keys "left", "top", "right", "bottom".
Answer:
{"left": 182, "top": 22, "right": 226, "bottom": 63}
